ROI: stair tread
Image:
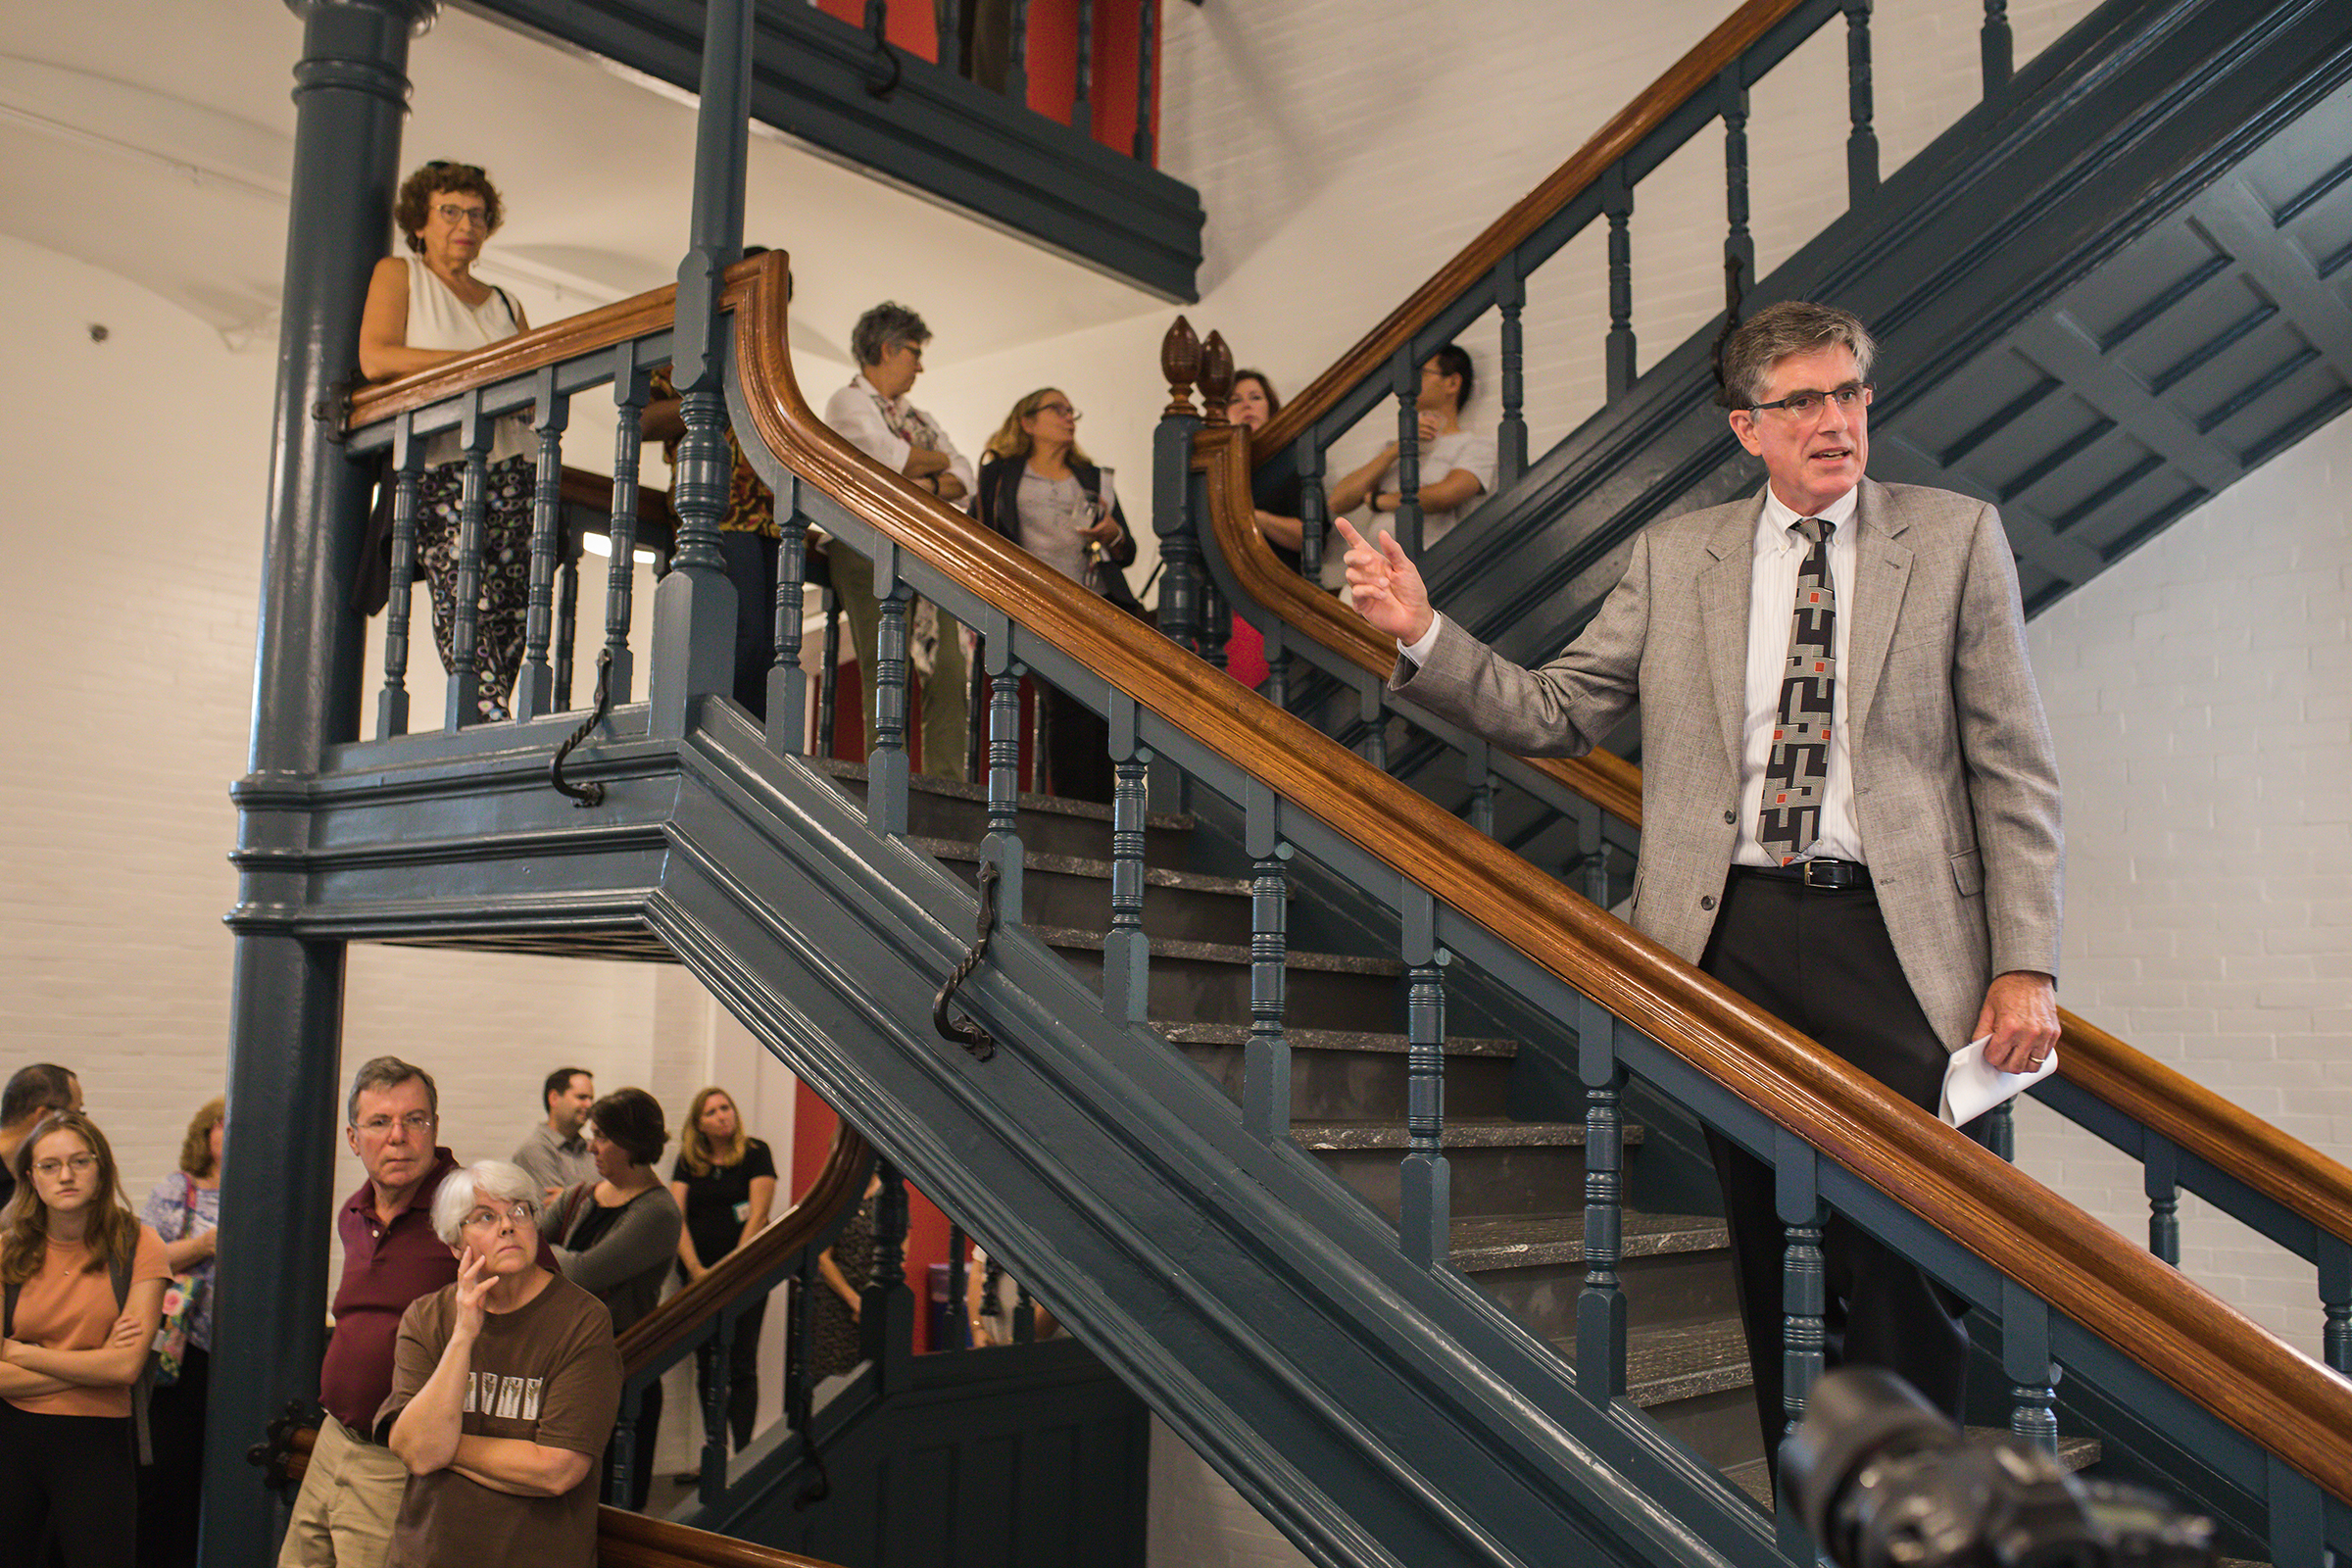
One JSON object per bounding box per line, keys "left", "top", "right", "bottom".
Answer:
{"left": 1292, "top": 1118, "right": 1639, "bottom": 1151}
{"left": 1719, "top": 1431, "right": 2105, "bottom": 1510}
{"left": 1154, "top": 1021, "right": 1517, "bottom": 1059}
{"left": 1449, "top": 1210, "right": 1728, "bottom": 1271}
{"left": 1034, "top": 924, "right": 1403, "bottom": 974}
{"left": 1609, "top": 1317, "right": 1753, "bottom": 1408}
{"left": 808, "top": 755, "right": 1193, "bottom": 830}
{"left": 909, "top": 834, "right": 1253, "bottom": 895}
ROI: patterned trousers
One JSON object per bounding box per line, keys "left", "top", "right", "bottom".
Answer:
{"left": 415, "top": 454, "right": 534, "bottom": 722}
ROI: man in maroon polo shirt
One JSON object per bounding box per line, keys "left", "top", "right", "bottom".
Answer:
{"left": 278, "top": 1057, "right": 460, "bottom": 1568}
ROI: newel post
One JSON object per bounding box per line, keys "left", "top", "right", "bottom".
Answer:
{"left": 649, "top": 0, "right": 754, "bottom": 739}
{"left": 215, "top": 5, "right": 437, "bottom": 1563}
{"left": 1152, "top": 317, "right": 1204, "bottom": 649}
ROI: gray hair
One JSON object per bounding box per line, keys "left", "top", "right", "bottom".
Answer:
{"left": 1718, "top": 300, "right": 1878, "bottom": 409}
{"left": 346, "top": 1056, "right": 439, "bottom": 1127}
{"left": 430, "top": 1159, "right": 542, "bottom": 1247}
{"left": 850, "top": 302, "right": 930, "bottom": 370}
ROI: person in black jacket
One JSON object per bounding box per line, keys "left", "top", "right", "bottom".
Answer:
{"left": 975, "top": 388, "right": 1139, "bottom": 803}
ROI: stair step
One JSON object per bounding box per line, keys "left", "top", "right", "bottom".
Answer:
{"left": 1292, "top": 1119, "right": 1621, "bottom": 1151}
{"left": 1154, "top": 1022, "right": 1516, "bottom": 1058}
{"left": 809, "top": 755, "right": 1196, "bottom": 862}
{"left": 1458, "top": 1211, "right": 1739, "bottom": 1343}
{"left": 1449, "top": 1210, "right": 1727, "bottom": 1272}
{"left": 1719, "top": 1431, "right": 2105, "bottom": 1512}
{"left": 1039, "top": 925, "right": 1404, "bottom": 1033}
{"left": 1621, "top": 1317, "right": 1753, "bottom": 1409}
{"left": 1158, "top": 1022, "right": 1520, "bottom": 1121}
{"left": 1294, "top": 1119, "right": 1641, "bottom": 1221}
{"left": 916, "top": 835, "right": 1256, "bottom": 945}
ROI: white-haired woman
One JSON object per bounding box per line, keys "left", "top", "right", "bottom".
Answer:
{"left": 378, "top": 1160, "right": 622, "bottom": 1568}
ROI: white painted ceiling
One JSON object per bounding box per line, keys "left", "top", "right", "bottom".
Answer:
{"left": 0, "top": 0, "right": 1164, "bottom": 365}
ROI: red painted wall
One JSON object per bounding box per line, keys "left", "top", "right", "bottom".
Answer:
{"left": 808, "top": 0, "right": 1161, "bottom": 163}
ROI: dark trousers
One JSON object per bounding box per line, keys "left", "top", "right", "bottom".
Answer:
{"left": 0, "top": 1399, "right": 136, "bottom": 1568}
{"left": 718, "top": 530, "right": 779, "bottom": 721}
{"left": 1696, "top": 869, "right": 1988, "bottom": 1484}
{"left": 137, "top": 1345, "right": 209, "bottom": 1568}
{"left": 692, "top": 1292, "right": 768, "bottom": 1452}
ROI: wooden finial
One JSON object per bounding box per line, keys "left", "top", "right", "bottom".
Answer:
{"left": 1199, "top": 331, "right": 1235, "bottom": 424}
{"left": 1161, "top": 316, "right": 1201, "bottom": 416}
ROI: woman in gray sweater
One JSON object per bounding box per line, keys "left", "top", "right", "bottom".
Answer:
{"left": 546, "top": 1087, "right": 681, "bottom": 1510}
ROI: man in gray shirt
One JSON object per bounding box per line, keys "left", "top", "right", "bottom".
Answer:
{"left": 512, "top": 1066, "right": 596, "bottom": 1196}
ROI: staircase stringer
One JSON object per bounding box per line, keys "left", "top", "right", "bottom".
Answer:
{"left": 643, "top": 704, "right": 1781, "bottom": 1568}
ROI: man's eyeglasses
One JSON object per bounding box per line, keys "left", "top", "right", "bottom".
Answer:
{"left": 31, "top": 1153, "right": 97, "bottom": 1179}
{"left": 435, "top": 204, "right": 490, "bottom": 229}
{"left": 355, "top": 1111, "right": 436, "bottom": 1139}
{"left": 1749, "top": 381, "right": 1872, "bottom": 421}
{"left": 461, "top": 1201, "right": 535, "bottom": 1231}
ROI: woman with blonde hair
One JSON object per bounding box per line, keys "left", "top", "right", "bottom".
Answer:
{"left": 974, "top": 387, "right": 1139, "bottom": 802}
{"left": 667, "top": 1087, "right": 777, "bottom": 1457}
{"left": 136, "top": 1097, "right": 225, "bottom": 1567}
{"left": 0, "top": 1110, "right": 169, "bottom": 1567}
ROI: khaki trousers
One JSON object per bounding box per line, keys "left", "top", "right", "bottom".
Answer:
{"left": 277, "top": 1413, "right": 409, "bottom": 1568}
{"left": 827, "top": 545, "right": 968, "bottom": 780}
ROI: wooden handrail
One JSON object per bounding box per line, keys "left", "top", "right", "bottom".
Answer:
{"left": 1250, "top": 0, "right": 1808, "bottom": 462}
{"left": 598, "top": 1507, "right": 844, "bottom": 1567}
{"left": 719, "top": 251, "right": 2352, "bottom": 1502}
{"left": 347, "top": 284, "right": 680, "bottom": 432}
{"left": 1196, "top": 419, "right": 2352, "bottom": 1252}
{"left": 323, "top": 254, "right": 2352, "bottom": 1505}
{"left": 616, "top": 1119, "right": 872, "bottom": 1375}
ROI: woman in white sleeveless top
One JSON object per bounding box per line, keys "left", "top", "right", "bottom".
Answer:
{"left": 359, "top": 162, "right": 535, "bottom": 723}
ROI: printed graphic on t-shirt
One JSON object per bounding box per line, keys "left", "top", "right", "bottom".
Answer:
{"left": 463, "top": 1368, "right": 546, "bottom": 1425}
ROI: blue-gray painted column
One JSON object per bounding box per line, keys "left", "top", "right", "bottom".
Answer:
{"left": 215, "top": 5, "right": 435, "bottom": 1565}
{"left": 650, "top": 0, "right": 753, "bottom": 740}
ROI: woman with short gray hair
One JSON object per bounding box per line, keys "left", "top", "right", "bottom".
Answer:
{"left": 821, "top": 302, "right": 974, "bottom": 781}
{"left": 379, "top": 1159, "right": 620, "bottom": 1568}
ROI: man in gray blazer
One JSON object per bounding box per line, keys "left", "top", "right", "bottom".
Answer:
{"left": 1336, "top": 300, "right": 2062, "bottom": 1471}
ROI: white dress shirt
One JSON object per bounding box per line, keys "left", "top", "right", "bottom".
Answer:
{"left": 1398, "top": 483, "right": 1866, "bottom": 865}
{"left": 820, "top": 372, "right": 975, "bottom": 510}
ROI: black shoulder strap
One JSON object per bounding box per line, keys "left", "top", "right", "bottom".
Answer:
{"left": 491, "top": 283, "right": 519, "bottom": 325}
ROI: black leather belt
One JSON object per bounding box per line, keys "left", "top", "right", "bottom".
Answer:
{"left": 1740, "top": 858, "right": 1873, "bottom": 890}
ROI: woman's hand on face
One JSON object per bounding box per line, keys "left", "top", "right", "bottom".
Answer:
{"left": 452, "top": 1248, "right": 495, "bottom": 1340}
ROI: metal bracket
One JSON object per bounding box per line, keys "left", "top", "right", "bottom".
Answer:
{"left": 932, "top": 858, "right": 1002, "bottom": 1060}
{"left": 549, "top": 649, "right": 613, "bottom": 808}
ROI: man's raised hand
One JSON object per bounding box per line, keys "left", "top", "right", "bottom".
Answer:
{"left": 1333, "top": 518, "right": 1437, "bottom": 646}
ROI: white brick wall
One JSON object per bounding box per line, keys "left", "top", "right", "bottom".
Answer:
{"left": 2018, "top": 410, "right": 2352, "bottom": 1350}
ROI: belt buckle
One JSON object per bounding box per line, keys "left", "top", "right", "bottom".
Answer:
{"left": 1800, "top": 859, "right": 1838, "bottom": 889}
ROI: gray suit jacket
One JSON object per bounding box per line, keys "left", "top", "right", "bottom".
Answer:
{"left": 1394, "top": 478, "right": 2062, "bottom": 1052}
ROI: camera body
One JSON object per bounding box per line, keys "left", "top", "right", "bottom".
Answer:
{"left": 1784, "top": 1367, "right": 2216, "bottom": 1568}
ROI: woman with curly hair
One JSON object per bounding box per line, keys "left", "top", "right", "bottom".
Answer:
{"left": 135, "top": 1097, "right": 224, "bottom": 1568}
{"left": 358, "top": 159, "right": 535, "bottom": 723}
{"left": 0, "top": 1111, "right": 168, "bottom": 1567}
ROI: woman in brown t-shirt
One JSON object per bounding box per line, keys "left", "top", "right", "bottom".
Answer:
{"left": 0, "top": 1110, "right": 170, "bottom": 1568}
{"left": 381, "top": 1158, "right": 621, "bottom": 1568}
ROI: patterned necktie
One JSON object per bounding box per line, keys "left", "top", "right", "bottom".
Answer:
{"left": 1757, "top": 517, "right": 1836, "bottom": 863}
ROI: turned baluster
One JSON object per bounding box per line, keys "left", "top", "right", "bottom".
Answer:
{"left": 1244, "top": 777, "right": 1292, "bottom": 1139}
{"left": 1577, "top": 999, "right": 1628, "bottom": 1402}
{"left": 1132, "top": 0, "right": 1157, "bottom": 163}
{"left": 1397, "top": 889, "right": 1450, "bottom": 1270}
{"left": 1072, "top": 0, "right": 1095, "bottom": 132}
{"left": 516, "top": 368, "right": 566, "bottom": 721}
{"left": 376, "top": 416, "right": 424, "bottom": 739}
{"left": 869, "top": 544, "right": 912, "bottom": 837}
{"left": 1495, "top": 253, "right": 1528, "bottom": 489}
{"left": 1391, "top": 349, "right": 1424, "bottom": 558}
{"left": 1981, "top": 0, "right": 2013, "bottom": 98}
{"left": 1846, "top": 0, "right": 1880, "bottom": 205}
{"left": 1602, "top": 166, "right": 1636, "bottom": 401}
{"left": 769, "top": 477, "right": 809, "bottom": 750}
{"left": 1103, "top": 696, "right": 1151, "bottom": 1025}
{"left": 603, "top": 349, "right": 651, "bottom": 703}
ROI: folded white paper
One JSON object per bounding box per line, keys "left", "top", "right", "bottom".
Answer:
{"left": 1939, "top": 1036, "right": 2058, "bottom": 1126}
